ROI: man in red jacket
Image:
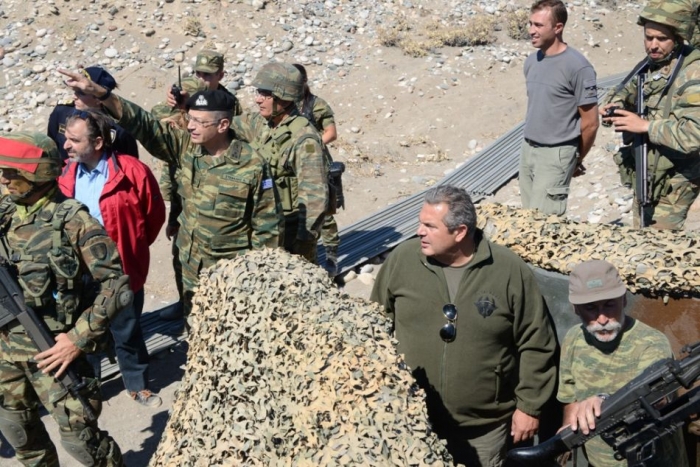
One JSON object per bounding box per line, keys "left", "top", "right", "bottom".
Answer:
{"left": 58, "top": 109, "right": 166, "bottom": 407}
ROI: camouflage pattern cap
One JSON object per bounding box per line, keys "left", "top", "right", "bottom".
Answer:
{"left": 569, "top": 260, "right": 627, "bottom": 305}
{"left": 252, "top": 62, "right": 304, "bottom": 102}
{"left": 186, "top": 90, "right": 236, "bottom": 112}
{"left": 195, "top": 50, "right": 224, "bottom": 73}
{"left": 0, "top": 132, "right": 62, "bottom": 182}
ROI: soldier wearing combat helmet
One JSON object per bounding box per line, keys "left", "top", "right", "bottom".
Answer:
{"left": 601, "top": 0, "right": 700, "bottom": 229}
{"left": 232, "top": 62, "right": 328, "bottom": 263}
{"left": 0, "top": 132, "right": 131, "bottom": 466}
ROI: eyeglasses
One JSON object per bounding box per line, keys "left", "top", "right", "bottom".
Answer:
{"left": 254, "top": 89, "right": 273, "bottom": 99}
{"left": 71, "top": 110, "right": 95, "bottom": 121}
{"left": 184, "top": 114, "right": 222, "bottom": 127}
{"left": 439, "top": 304, "right": 458, "bottom": 343}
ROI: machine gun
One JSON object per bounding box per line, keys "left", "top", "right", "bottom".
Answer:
{"left": 0, "top": 264, "right": 97, "bottom": 422}
{"left": 505, "top": 341, "right": 700, "bottom": 467}
{"left": 633, "top": 71, "right": 650, "bottom": 228}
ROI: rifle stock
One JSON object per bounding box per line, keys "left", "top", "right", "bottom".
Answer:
{"left": 0, "top": 265, "right": 97, "bottom": 422}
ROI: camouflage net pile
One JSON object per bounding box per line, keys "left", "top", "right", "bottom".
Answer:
{"left": 150, "top": 249, "right": 453, "bottom": 466}
{"left": 477, "top": 204, "right": 700, "bottom": 297}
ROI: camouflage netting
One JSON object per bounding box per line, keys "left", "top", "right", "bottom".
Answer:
{"left": 150, "top": 249, "right": 453, "bottom": 466}
{"left": 476, "top": 204, "right": 700, "bottom": 298}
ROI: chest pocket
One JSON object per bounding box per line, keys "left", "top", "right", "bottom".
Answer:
{"left": 214, "top": 177, "right": 253, "bottom": 218}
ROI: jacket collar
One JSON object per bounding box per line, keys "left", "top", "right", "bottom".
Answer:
{"left": 418, "top": 228, "right": 492, "bottom": 272}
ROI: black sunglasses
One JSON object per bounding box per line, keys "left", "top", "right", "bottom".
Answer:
{"left": 440, "top": 304, "right": 457, "bottom": 343}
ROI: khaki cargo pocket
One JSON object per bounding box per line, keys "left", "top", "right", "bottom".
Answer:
{"left": 544, "top": 186, "right": 569, "bottom": 216}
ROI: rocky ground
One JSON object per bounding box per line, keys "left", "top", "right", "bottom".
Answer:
{"left": 0, "top": 0, "right": 698, "bottom": 465}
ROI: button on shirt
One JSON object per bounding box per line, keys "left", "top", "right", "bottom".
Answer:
{"left": 74, "top": 154, "right": 109, "bottom": 226}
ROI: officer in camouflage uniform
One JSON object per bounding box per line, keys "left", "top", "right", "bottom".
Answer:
{"left": 0, "top": 132, "right": 131, "bottom": 466}
{"left": 292, "top": 63, "right": 341, "bottom": 273}
{"left": 151, "top": 77, "right": 207, "bottom": 320}
{"left": 166, "top": 49, "right": 243, "bottom": 117}
{"left": 602, "top": 0, "right": 700, "bottom": 229}
{"left": 60, "top": 68, "right": 282, "bottom": 321}
{"left": 232, "top": 62, "right": 328, "bottom": 263}
{"left": 558, "top": 260, "right": 688, "bottom": 467}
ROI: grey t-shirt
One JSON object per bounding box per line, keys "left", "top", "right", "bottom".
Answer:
{"left": 523, "top": 46, "right": 598, "bottom": 145}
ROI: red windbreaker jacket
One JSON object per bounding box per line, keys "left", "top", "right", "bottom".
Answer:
{"left": 58, "top": 153, "right": 166, "bottom": 293}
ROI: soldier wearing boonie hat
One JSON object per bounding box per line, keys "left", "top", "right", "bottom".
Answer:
{"left": 557, "top": 259, "right": 688, "bottom": 467}
{"left": 0, "top": 131, "right": 129, "bottom": 466}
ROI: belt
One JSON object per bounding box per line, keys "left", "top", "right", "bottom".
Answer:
{"left": 524, "top": 137, "right": 579, "bottom": 148}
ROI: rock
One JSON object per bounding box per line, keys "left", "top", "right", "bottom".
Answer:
{"left": 104, "top": 48, "right": 118, "bottom": 58}
{"left": 359, "top": 264, "right": 374, "bottom": 274}
{"left": 357, "top": 272, "right": 375, "bottom": 285}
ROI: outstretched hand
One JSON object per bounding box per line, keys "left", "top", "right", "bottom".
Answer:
{"left": 57, "top": 68, "right": 103, "bottom": 97}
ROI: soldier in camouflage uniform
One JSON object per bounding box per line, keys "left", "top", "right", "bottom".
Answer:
{"left": 60, "top": 68, "right": 283, "bottom": 321}
{"left": 151, "top": 77, "right": 207, "bottom": 321}
{"left": 231, "top": 62, "right": 328, "bottom": 263}
{"left": 166, "top": 49, "right": 243, "bottom": 117}
{"left": 602, "top": 0, "right": 700, "bottom": 229}
{"left": 292, "top": 64, "right": 341, "bottom": 273}
{"left": 0, "top": 132, "right": 131, "bottom": 466}
{"left": 558, "top": 260, "right": 688, "bottom": 467}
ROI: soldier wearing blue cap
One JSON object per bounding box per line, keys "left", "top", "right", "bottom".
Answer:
{"left": 47, "top": 66, "right": 139, "bottom": 163}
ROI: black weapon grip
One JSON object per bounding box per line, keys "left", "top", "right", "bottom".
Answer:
{"left": 504, "top": 435, "right": 569, "bottom": 467}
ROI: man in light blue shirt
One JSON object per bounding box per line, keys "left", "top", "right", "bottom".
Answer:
{"left": 74, "top": 153, "right": 108, "bottom": 225}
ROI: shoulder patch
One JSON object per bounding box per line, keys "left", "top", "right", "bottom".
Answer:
{"left": 583, "top": 78, "right": 598, "bottom": 100}
{"left": 262, "top": 178, "right": 273, "bottom": 190}
{"left": 58, "top": 123, "right": 66, "bottom": 135}
{"left": 90, "top": 242, "right": 108, "bottom": 261}
{"left": 305, "top": 142, "right": 315, "bottom": 154}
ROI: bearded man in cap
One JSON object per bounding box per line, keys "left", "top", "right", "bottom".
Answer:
{"left": 48, "top": 66, "right": 138, "bottom": 162}
{"left": 0, "top": 132, "right": 131, "bottom": 466}
{"left": 232, "top": 62, "right": 328, "bottom": 263}
{"left": 557, "top": 259, "right": 688, "bottom": 466}
{"left": 59, "top": 68, "right": 282, "bottom": 323}
{"left": 166, "top": 49, "right": 243, "bottom": 116}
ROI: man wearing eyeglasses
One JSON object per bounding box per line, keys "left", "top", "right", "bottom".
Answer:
{"left": 48, "top": 66, "right": 139, "bottom": 163}
{"left": 57, "top": 110, "right": 166, "bottom": 408}
{"left": 165, "top": 49, "right": 243, "bottom": 117}
{"left": 58, "top": 68, "right": 282, "bottom": 326}
{"left": 557, "top": 260, "right": 688, "bottom": 467}
{"left": 371, "top": 185, "right": 557, "bottom": 467}
{"left": 231, "top": 62, "right": 328, "bottom": 263}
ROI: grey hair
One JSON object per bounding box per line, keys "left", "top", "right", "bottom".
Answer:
{"left": 423, "top": 185, "right": 477, "bottom": 234}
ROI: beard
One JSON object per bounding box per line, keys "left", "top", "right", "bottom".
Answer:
{"left": 586, "top": 318, "right": 624, "bottom": 343}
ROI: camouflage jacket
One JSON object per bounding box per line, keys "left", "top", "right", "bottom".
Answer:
{"left": 606, "top": 46, "right": 700, "bottom": 181}
{"left": 115, "top": 97, "right": 282, "bottom": 269}
{"left": 297, "top": 93, "right": 336, "bottom": 134}
{"left": 0, "top": 191, "right": 125, "bottom": 361}
{"left": 232, "top": 110, "right": 328, "bottom": 242}
{"left": 558, "top": 319, "right": 688, "bottom": 467}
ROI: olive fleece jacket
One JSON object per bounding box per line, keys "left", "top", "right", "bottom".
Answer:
{"left": 370, "top": 232, "right": 557, "bottom": 429}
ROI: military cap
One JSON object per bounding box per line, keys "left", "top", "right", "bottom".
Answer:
{"left": 195, "top": 50, "right": 224, "bottom": 73}
{"left": 0, "top": 132, "right": 62, "bottom": 182}
{"left": 186, "top": 90, "right": 236, "bottom": 112}
{"left": 569, "top": 260, "right": 627, "bottom": 305}
{"left": 84, "top": 66, "right": 118, "bottom": 91}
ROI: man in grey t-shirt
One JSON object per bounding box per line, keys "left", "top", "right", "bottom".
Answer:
{"left": 520, "top": 0, "right": 600, "bottom": 216}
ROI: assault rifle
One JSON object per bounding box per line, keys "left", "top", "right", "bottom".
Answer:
{"left": 634, "top": 71, "right": 650, "bottom": 228}
{"left": 505, "top": 341, "right": 700, "bottom": 467}
{"left": 0, "top": 263, "right": 97, "bottom": 422}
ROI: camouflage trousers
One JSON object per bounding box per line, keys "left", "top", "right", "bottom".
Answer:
{"left": 320, "top": 215, "right": 339, "bottom": 250}
{"left": 0, "top": 358, "right": 123, "bottom": 466}
{"left": 635, "top": 174, "right": 700, "bottom": 229}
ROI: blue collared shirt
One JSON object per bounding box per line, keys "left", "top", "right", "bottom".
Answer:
{"left": 74, "top": 154, "right": 109, "bottom": 226}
